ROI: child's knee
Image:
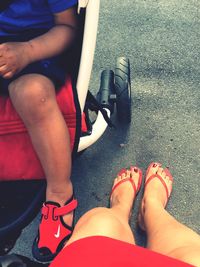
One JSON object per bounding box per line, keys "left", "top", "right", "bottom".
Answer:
{"left": 9, "top": 75, "right": 56, "bottom": 120}
{"left": 9, "top": 74, "right": 54, "bottom": 100}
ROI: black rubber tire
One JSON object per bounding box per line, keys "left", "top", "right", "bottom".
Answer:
{"left": 0, "top": 254, "right": 49, "bottom": 267}
{"left": 0, "top": 180, "right": 45, "bottom": 254}
{"left": 114, "top": 57, "right": 131, "bottom": 123}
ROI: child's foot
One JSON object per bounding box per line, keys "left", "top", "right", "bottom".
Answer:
{"left": 138, "top": 162, "right": 173, "bottom": 230}
{"left": 32, "top": 182, "right": 77, "bottom": 262}
{"left": 110, "top": 167, "right": 142, "bottom": 219}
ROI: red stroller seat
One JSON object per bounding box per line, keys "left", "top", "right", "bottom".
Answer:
{"left": 0, "top": 77, "right": 82, "bottom": 181}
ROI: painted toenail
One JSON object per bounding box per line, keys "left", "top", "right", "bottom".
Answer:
{"left": 134, "top": 167, "right": 138, "bottom": 173}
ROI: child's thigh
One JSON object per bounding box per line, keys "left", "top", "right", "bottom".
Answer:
{"left": 1, "top": 55, "right": 66, "bottom": 96}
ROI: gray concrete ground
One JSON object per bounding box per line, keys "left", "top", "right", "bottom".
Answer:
{"left": 13, "top": 0, "right": 200, "bottom": 258}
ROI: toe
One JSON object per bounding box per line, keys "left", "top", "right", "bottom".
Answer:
{"left": 146, "top": 162, "right": 161, "bottom": 179}
{"left": 114, "top": 169, "right": 129, "bottom": 185}
{"left": 157, "top": 166, "right": 165, "bottom": 177}
{"left": 130, "top": 166, "right": 142, "bottom": 191}
{"left": 121, "top": 172, "right": 126, "bottom": 179}
{"left": 126, "top": 169, "right": 131, "bottom": 178}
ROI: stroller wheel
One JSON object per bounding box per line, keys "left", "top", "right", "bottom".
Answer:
{"left": 0, "top": 253, "right": 49, "bottom": 267}
{"left": 0, "top": 230, "right": 21, "bottom": 256}
{"left": 0, "top": 180, "right": 45, "bottom": 254}
{"left": 114, "top": 57, "right": 131, "bottom": 123}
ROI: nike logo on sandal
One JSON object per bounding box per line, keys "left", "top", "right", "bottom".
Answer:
{"left": 54, "top": 225, "right": 61, "bottom": 238}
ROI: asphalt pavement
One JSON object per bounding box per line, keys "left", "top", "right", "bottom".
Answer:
{"left": 12, "top": 0, "right": 200, "bottom": 258}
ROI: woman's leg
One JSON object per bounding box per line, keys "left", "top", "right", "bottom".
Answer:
{"left": 66, "top": 167, "right": 142, "bottom": 246}
{"left": 138, "top": 163, "right": 200, "bottom": 266}
{"left": 9, "top": 74, "right": 73, "bottom": 224}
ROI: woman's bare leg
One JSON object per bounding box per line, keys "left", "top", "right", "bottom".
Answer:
{"left": 66, "top": 167, "right": 142, "bottom": 246}
{"left": 9, "top": 74, "right": 73, "bottom": 224}
{"left": 138, "top": 163, "right": 200, "bottom": 266}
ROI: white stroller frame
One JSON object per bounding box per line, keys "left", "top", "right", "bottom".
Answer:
{"left": 76, "top": 0, "right": 111, "bottom": 152}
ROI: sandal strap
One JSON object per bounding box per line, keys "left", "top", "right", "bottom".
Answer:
{"left": 41, "top": 205, "right": 49, "bottom": 216}
{"left": 111, "top": 178, "right": 137, "bottom": 196}
{"left": 145, "top": 174, "right": 170, "bottom": 199}
{"left": 41, "top": 199, "right": 78, "bottom": 217}
{"left": 111, "top": 168, "right": 142, "bottom": 197}
{"left": 55, "top": 199, "right": 77, "bottom": 216}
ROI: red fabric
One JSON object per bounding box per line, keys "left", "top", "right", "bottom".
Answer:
{"left": 0, "top": 77, "right": 84, "bottom": 181}
{"left": 81, "top": 112, "right": 87, "bottom": 133}
{"left": 50, "top": 236, "right": 195, "bottom": 267}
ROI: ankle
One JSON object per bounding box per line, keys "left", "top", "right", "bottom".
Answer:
{"left": 46, "top": 182, "right": 73, "bottom": 205}
{"left": 142, "top": 196, "right": 165, "bottom": 211}
{"left": 142, "top": 187, "right": 167, "bottom": 207}
{"left": 111, "top": 192, "right": 134, "bottom": 209}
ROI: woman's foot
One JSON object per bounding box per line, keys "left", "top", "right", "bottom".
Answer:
{"left": 110, "top": 167, "right": 142, "bottom": 219}
{"left": 138, "top": 162, "right": 173, "bottom": 230}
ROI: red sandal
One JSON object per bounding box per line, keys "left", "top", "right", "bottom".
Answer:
{"left": 145, "top": 162, "right": 173, "bottom": 206}
{"left": 110, "top": 167, "right": 143, "bottom": 198}
{"left": 32, "top": 196, "right": 77, "bottom": 263}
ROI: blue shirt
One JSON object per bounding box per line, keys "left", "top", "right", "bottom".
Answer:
{"left": 0, "top": 0, "right": 78, "bottom": 36}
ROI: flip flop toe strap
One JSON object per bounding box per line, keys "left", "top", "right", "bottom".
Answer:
{"left": 145, "top": 174, "right": 171, "bottom": 200}
{"left": 111, "top": 178, "right": 137, "bottom": 196}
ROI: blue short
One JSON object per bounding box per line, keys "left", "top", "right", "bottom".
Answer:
{"left": 0, "top": 29, "right": 68, "bottom": 95}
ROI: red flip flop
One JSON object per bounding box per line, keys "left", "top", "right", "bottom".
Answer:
{"left": 111, "top": 167, "right": 143, "bottom": 197}
{"left": 145, "top": 162, "right": 173, "bottom": 206}
{"left": 32, "top": 195, "right": 77, "bottom": 263}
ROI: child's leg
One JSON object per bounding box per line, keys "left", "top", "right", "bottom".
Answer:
{"left": 9, "top": 74, "right": 73, "bottom": 224}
